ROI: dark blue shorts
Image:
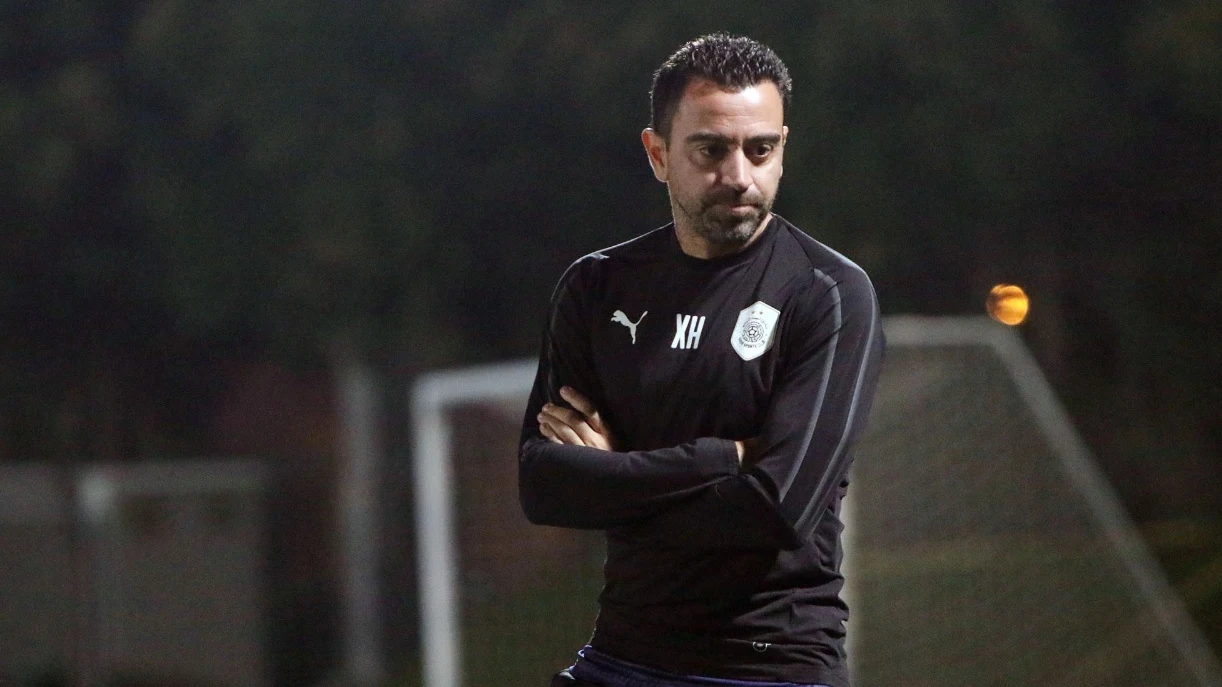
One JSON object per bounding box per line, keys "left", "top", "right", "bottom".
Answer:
{"left": 565, "top": 646, "right": 832, "bottom": 687}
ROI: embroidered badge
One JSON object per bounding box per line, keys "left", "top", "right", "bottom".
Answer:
{"left": 731, "top": 301, "right": 780, "bottom": 361}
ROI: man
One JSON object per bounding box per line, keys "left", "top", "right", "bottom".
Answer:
{"left": 519, "top": 33, "right": 884, "bottom": 687}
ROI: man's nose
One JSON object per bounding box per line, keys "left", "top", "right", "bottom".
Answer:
{"left": 719, "top": 150, "right": 751, "bottom": 191}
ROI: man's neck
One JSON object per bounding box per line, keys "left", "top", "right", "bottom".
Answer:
{"left": 673, "top": 213, "right": 773, "bottom": 260}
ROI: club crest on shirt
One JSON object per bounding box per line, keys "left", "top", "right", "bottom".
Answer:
{"left": 731, "top": 301, "right": 780, "bottom": 361}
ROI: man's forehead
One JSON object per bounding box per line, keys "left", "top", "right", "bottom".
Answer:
{"left": 671, "top": 78, "right": 785, "bottom": 135}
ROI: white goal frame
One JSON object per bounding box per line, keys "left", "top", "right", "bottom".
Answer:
{"left": 409, "top": 316, "right": 1222, "bottom": 687}
{"left": 411, "top": 359, "right": 539, "bottom": 687}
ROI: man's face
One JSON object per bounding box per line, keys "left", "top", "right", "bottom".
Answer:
{"left": 643, "top": 78, "right": 788, "bottom": 252}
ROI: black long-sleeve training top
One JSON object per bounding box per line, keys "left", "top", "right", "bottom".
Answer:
{"left": 518, "top": 215, "right": 884, "bottom": 687}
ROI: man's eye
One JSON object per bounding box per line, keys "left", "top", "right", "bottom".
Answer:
{"left": 750, "top": 145, "right": 774, "bottom": 158}
{"left": 700, "top": 145, "right": 727, "bottom": 159}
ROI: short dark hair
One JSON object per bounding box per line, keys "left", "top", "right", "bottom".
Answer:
{"left": 649, "top": 33, "right": 793, "bottom": 141}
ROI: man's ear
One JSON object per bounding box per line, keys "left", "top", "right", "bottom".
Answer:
{"left": 641, "top": 128, "right": 668, "bottom": 182}
{"left": 780, "top": 125, "right": 789, "bottom": 178}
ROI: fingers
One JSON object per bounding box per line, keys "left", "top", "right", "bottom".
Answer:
{"left": 543, "top": 403, "right": 605, "bottom": 447}
{"left": 559, "top": 386, "right": 608, "bottom": 435}
{"left": 536, "top": 387, "right": 615, "bottom": 451}
{"left": 538, "top": 402, "right": 613, "bottom": 450}
{"left": 538, "top": 408, "right": 587, "bottom": 446}
{"left": 537, "top": 421, "right": 563, "bottom": 444}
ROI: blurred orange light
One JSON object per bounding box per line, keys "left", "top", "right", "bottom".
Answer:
{"left": 987, "top": 284, "right": 1029, "bottom": 325}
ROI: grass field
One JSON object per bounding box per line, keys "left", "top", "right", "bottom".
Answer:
{"left": 390, "top": 520, "right": 1222, "bottom": 687}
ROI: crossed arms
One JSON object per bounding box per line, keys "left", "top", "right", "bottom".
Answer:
{"left": 536, "top": 385, "right": 755, "bottom": 461}
{"left": 517, "top": 265, "right": 885, "bottom": 550}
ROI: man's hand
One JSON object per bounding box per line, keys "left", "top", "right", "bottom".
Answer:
{"left": 537, "top": 386, "right": 617, "bottom": 451}
{"left": 735, "top": 437, "right": 763, "bottom": 468}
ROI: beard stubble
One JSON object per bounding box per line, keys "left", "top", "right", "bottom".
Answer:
{"left": 672, "top": 188, "right": 772, "bottom": 250}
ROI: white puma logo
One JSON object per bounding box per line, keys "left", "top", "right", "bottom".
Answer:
{"left": 611, "top": 310, "right": 647, "bottom": 344}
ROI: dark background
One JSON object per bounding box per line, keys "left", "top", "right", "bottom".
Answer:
{"left": 2, "top": 0, "right": 1218, "bottom": 683}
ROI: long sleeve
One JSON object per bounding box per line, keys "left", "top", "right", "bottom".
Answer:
{"left": 517, "top": 258, "right": 741, "bottom": 528}
{"left": 520, "top": 220, "right": 873, "bottom": 682}
{"left": 621, "top": 266, "right": 885, "bottom": 549}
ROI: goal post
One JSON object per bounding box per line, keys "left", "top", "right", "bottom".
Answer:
{"left": 409, "top": 316, "right": 1222, "bottom": 687}
{"left": 845, "top": 317, "right": 1221, "bottom": 686}
{"left": 410, "top": 359, "right": 540, "bottom": 687}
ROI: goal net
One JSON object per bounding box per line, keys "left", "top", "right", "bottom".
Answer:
{"left": 409, "top": 316, "right": 1221, "bottom": 687}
